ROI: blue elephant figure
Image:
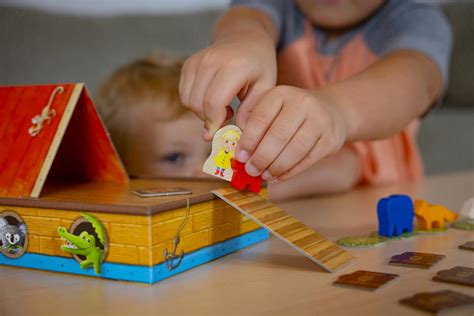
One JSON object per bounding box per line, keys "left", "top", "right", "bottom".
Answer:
{"left": 377, "top": 194, "right": 414, "bottom": 237}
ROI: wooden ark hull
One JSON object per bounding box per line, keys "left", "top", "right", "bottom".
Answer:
{"left": 0, "top": 180, "right": 269, "bottom": 284}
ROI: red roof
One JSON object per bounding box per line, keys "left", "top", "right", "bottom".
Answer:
{"left": 0, "top": 83, "right": 128, "bottom": 198}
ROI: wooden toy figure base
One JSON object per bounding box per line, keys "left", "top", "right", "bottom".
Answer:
{"left": 230, "top": 159, "right": 262, "bottom": 193}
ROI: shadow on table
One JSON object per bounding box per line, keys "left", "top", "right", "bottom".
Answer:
{"left": 236, "top": 252, "right": 327, "bottom": 273}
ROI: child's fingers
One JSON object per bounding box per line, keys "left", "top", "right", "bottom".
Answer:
{"left": 274, "top": 134, "right": 333, "bottom": 182}
{"left": 188, "top": 62, "right": 219, "bottom": 122}
{"left": 263, "top": 121, "right": 321, "bottom": 179}
{"left": 244, "top": 102, "right": 305, "bottom": 177}
{"left": 235, "top": 77, "right": 275, "bottom": 130}
{"left": 235, "top": 91, "right": 283, "bottom": 165}
{"left": 179, "top": 56, "right": 204, "bottom": 120}
{"left": 202, "top": 68, "right": 249, "bottom": 140}
{"left": 179, "top": 56, "right": 197, "bottom": 105}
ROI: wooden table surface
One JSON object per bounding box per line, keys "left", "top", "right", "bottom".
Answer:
{"left": 1, "top": 172, "right": 473, "bottom": 316}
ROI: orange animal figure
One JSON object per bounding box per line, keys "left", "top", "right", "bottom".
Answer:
{"left": 414, "top": 200, "right": 458, "bottom": 230}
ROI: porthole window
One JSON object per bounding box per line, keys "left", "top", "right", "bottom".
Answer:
{"left": 0, "top": 211, "right": 28, "bottom": 258}
{"left": 67, "top": 215, "right": 108, "bottom": 264}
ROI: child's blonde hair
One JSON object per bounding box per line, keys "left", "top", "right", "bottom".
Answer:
{"left": 96, "top": 55, "right": 188, "bottom": 154}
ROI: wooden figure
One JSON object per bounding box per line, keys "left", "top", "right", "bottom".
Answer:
{"left": 202, "top": 125, "right": 262, "bottom": 193}
{"left": 377, "top": 195, "right": 414, "bottom": 237}
{"left": 459, "top": 197, "right": 474, "bottom": 220}
{"left": 203, "top": 125, "right": 242, "bottom": 181}
{"left": 230, "top": 159, "right": 262, "bottom": 193}
{"left": 414, "top": 200, "right": 458, "bottom": 230}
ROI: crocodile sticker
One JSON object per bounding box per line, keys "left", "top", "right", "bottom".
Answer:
{"left": 57, "top": 213, "right": 108, "bottom": 274}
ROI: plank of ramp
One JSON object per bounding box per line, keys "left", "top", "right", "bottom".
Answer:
{"left": 212, "top": 187, "right": 354, "bottom": 272}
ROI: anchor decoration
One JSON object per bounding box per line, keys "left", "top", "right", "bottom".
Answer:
{"left": 163, "top": 199, "right": 190, "bottom": 271}
{"left": 28, "top": 86, "right": 64, "bottom": 136}
{"left": 163, "top": 235, "right": 185, "bottom": 271}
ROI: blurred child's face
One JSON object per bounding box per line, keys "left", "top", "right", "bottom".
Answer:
{"left": 123, "top": 106, "right": 211, "bottom": 178}
{"left": 295, "top": 0, "right": 384, "bottom": 31}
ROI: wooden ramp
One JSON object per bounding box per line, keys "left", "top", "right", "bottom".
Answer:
{"left": 212, "top": 187, "right": 354, "bottom": 272}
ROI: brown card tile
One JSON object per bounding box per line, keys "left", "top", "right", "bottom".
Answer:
{"left": 400, "top": 290, "right": 474, "bottom": 313}
{"left": 389, "top": 251, "right": 445, "bottom": 269}
{"left": 333, "top": 270, "right": 399, "bottom": 291}
{"left": 459, "top": 241, "right": 474, "bottom": 251}
{"left": 212, "top": 187, "right": 354, "bottom": 272}
{"left": 433, "top": 266, "right": 474, "bottom": 287}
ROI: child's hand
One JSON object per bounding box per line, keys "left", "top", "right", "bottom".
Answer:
{"left": 235, "top": 86, "right": 348, "bottom": 182}
{"left": 179, "top": 31, "right": 276, "bottom": 141}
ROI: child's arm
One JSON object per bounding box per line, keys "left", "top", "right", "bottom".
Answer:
{"left": 179, "top": 7, "right": 278, "bottom": 140}
{"left": 237, "top": 50, "right": 444, "bottom": 182}
{"left": 323, "top": 50, "right": 442, "bottom": 142}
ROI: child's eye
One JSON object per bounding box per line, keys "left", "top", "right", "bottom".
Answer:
{"left": 161, "top": 152, "right": 185, "bottom": 165}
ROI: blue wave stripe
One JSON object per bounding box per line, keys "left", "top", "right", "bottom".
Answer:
{"left": 0, "top": 228, "right": 269, "bottom": 283}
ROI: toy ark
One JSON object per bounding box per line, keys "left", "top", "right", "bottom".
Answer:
{"left": 0, "top": 84, "right": 268, "bottom": 283}
{"left": 0, "top": 179, "right": 268, "bottom": 283}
